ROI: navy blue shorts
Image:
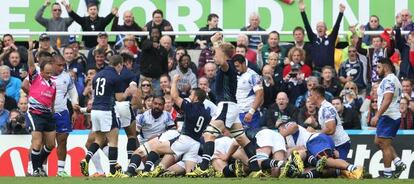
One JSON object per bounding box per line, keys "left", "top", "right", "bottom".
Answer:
{"left": 335, "top": 141, "right": 351, "bottom": 160}
{"left": 55, "top": 110, "right": 72, "bottom": 133}
{"left": 26, "top": 112, "right": 56, "bottom": 132}
{"left": 376, "top": 116, "right": 400, "bottom": 138}
{"left": 306, "top": 134, "right": 335, "bottom": 158}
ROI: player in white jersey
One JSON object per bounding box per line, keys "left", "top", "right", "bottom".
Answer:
{"left": 232, "top": 54, "right": 264, "bottom": 137}
{"left": 277, "top": 120, "right": 363, "bottom": 179}
{"left": 371, "top": 58, "right": 406, "bottom": 178}
{"left": 136, "top": 96, "right": 176, "bottom": 143}
{"left": 307, "top": 85, "right": 351, "bottom": 160}
{"left": 52, "top": 55, "right": 79, "bottom": 177}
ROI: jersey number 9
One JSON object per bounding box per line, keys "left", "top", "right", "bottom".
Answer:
{"left": 194, "top": 116, "right": 205, "bottom": 133}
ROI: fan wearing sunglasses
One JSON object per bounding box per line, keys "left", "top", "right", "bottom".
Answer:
{"left": 35, "top": 0, "right": 74, "bottom": 47}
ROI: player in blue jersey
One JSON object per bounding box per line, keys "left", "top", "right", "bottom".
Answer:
{"left": 187, "top": 42, "right": 263, "bottom": 177}
{"left": 80, "top": 55, "right": 136, "bottom": 177}
{"left": 115, "top": 53, "right": 140, "bottom": 161}
{"left": 124, "top": 74, "right": 212, "bottom": 177}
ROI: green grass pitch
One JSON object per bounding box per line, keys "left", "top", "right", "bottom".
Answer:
{"left": 1, "top": 177, "right": 414, "bottom": 184}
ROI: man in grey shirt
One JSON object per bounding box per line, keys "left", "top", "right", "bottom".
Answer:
{"left": 35, "top": 0, "right": 73, "bottom": 47}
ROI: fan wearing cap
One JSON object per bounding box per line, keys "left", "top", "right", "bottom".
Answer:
{"left": 87, "top": 32, "right": 115, "bottom": 66}
{"left": 62, "top": 0, "right": 117, "bottom": 48}
{"left": 35, "top": 0, "right": 74, "bottom": 47}
{"left": 32, "top": 33, "right": 60, "bottom": 63}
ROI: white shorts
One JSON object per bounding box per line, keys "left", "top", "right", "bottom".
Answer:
{"left": 159, "top": 130, "right": 180, "bottom": 142}
{"left": 176, "top": 156, "right": 202, "bottom": 169}
{"left": 115, "top": 101, "right": 134, "bottom": 128}
{"left": 91, "top": 110, "right": 119, "bottom": 132}
{"left": 255, "top": 129, "right": 286, "bottom": 154}
{"left": 171, "top": 135, "right": 200, "bottom": 162}
{"left": 212, "top": 136, "right": 234, "bottom": 159}
{"left": 212, "top": 102, "right": 241, "bottom": 128}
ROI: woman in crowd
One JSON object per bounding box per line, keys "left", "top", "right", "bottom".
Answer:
{"left": 282, "top": 47, "right": 312, "bottom": 78}
{"left": 340, "top": 81, "right": 363, "bottom": 110}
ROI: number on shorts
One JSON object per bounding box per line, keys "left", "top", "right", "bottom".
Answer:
{"left": 194, "top": 116, "right": 205, "bottom": 133}
{"left": 95, "top": 78, "right": 106, "bottom": 96}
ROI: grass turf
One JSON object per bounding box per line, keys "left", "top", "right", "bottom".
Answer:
{"left": 1, "top": 177, "right": 414, "bottom": 184}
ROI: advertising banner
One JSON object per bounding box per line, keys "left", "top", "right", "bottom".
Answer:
{"left": 0, "top": 132, "right": 413, "bottom": 178}
{"left": 2, "top": 0, "right": 413, "bottom": 41}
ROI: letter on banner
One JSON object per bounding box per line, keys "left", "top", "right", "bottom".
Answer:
{"left": 166, "top": 0, "right": 203, "bottom": 33}
{"left": 0, "top": 0, "right": 29, "bottom": 33}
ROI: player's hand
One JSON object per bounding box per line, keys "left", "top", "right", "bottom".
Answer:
{"left": 298, "top": 0, "right": 305, "bottom": 12}
{"left": 244, "top": 113, "right": 253, "bottom": 123}
{"left": 346, "top": 75, "right": 353, "bottom": 82}
{"left": 371, "top": 115, "right": 379, "bottom": 127}
{"left": 44, "top": 0, "right": 51, "bottom": 6}
{"left": 339, "top": 3, "right": 346, "bottom": 13}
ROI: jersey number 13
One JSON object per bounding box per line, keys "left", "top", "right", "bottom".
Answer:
{"left": 95, "top": 78, "right": 106, "bottom": 96}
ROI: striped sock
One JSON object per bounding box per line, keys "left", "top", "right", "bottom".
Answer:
{"left": 85, "top": 143, "right": 100, "bottom": 163}
{"left": 108, "top": 147, "right": 118, "bottom": 174}
{"left": 347, "top": 164, "right": 356, "bottom": 171}
{"left": 58, "top": 160, "right": 65, "bottom": 172}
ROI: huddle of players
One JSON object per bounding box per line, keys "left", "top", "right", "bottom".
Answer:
{"left": 79, "top": 42, "right": 405, "bottom": 179}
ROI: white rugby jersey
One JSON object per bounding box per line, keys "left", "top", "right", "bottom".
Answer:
{"left": 136, "top": 110, "right": 175, "bottom": 142}
{"left": 53, "top": 71, "right": 75, "bottom": 112}
{"left": 318, "top": 100, "right": 350, "bottom": 146}
{"left": 236, "top": 68, "right": 262, "bottom": 112}
{"left": 377, "top": 73, "right": 402, "bottom": 120}
{"left": 285, "top": 124, "right": 314, "bottom": 148}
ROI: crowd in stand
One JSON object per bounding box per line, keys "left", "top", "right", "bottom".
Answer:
{"left": 0, "top": 0, "right": 413, "bottom": 179}
{"left": 1, "top": 0, "right": 413, "bottom": 134}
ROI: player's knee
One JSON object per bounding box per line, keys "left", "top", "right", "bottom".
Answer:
{"left": 230, "top": 128, "right": 245, "bottom": 139}
{"left": 204, "top": 125, "right": 221, "bottom": 139}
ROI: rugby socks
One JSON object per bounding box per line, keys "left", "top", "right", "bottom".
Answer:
{"left": 384, "top": 167, "right": 392, "bottom": 177}
{"left": 307, "top": 155, "right": 318, "bottom": 166}
{"left": 108, "top": 147, "right": 118, "bottom": 174}
{"left": 222, "top": 164, "right": 236, "bottom": 177}
{"left": 200, "top": 141, "right": 215, "bottom": 170}
{"left": 127, "top": 154, "right": 142, "bottom": 175}
{"left": 91, "top": 153, "right": 104, "bottom": 174}
{"left": 393, "top": 157, "right": 402, "bottom": 166}
{"left": 58, "top": 160, "right": 65, "bottom": 172}
{"left": 143, "top": 151, "right": 159, "bottom": 172}
{"left": 39, "top": 145, "right": 52, "bottom": 164}
{"left": 127, "top": 138, "right": 138, "bottom": 159}
{"left": 300, "top": 169, "right": 320, "bottom": 178}
{"left": 243, "top": 142, "right": 260, "bottom": 171}
{"left": 346, "top": 164, "right": 356, "bottom": 171}
{"left": 261, "top": 159, "right": 284, "bottom": 170}
{"left": 85, "top": 143, "right": 100, "bottom": 163}
{"left": 31, "top": 149, "right": 42, "bottom": 171}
